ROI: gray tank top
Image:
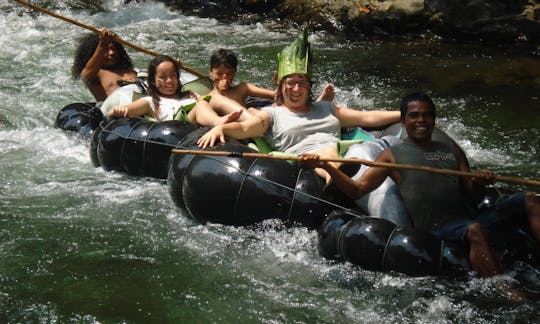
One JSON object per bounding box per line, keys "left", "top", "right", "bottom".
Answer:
{"left": 390, "top": 139, "right": 472, "bottom": 231}
{"left": 261, "top": 101, "right": 340, "bottom": 154}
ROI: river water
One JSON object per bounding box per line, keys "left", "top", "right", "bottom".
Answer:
{"left": 1, "top": 0, "right": 539, "bottom": 322}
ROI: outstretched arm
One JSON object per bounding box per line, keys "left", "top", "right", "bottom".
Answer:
{"left": 334, "top": 104, "right": 400, "bottom": 128}
{"left": 299, "top": 148, "right": 398, "bottom": 200}
{"left": 107, "top": 98, "right": 152, "bottom": 118}
{"left": 242, "top": 82, "right": 275, "bottom": 100}
{"left": 197, "top": 110, "right": 270, "bottom": 148}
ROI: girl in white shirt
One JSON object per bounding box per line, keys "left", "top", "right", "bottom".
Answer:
{"left": 107, "top": 55, "right": 243, "bottom": 125}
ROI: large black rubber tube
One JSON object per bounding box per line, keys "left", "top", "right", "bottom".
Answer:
{"left": 89, "top": 120, "right": 106, "bottom": 168}
{"left": 167, "top": 137, "right": 336, "bottom": 228}
{"left": 318, "top": 210, "right": 360, "bottom": 260}
{"left": 381, "top": 227, "right": 469, "bottom": 276}
{"left": 319, "top": 209, "right": 540, "bottom": 276}
{"left": 319, "top": 210, "right": 470, "bottom": 276}
{"left": 94, "top": 117, "right": 197, "bottom": 179}
{"left": 55, "top": 102, "right": 103, "bottom": 140}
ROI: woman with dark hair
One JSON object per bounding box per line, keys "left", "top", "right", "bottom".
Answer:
{"left": 72, "top": 28, "right": 137, "bottom": 101}
{"left": 107, "top": 55, "right": 242, "bottom": 125}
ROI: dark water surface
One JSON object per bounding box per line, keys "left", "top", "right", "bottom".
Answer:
{"left": 1, "top": 0, "right": 539, "bottom": 322}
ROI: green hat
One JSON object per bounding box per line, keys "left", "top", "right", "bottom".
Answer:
{"left": 277, "top": 29, "right": 312, "bottom": 81}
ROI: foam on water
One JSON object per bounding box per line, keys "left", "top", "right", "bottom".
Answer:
{"left": 1, "top": 0, "right": 539, "bottom": 322}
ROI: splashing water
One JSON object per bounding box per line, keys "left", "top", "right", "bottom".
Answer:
{"left": 1, "top": 0, "right": 539, "bottom": 322}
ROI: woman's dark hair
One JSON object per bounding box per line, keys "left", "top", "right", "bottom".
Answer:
{"left": 399, "top": 92, "right": 436, "bottom": 119}
{"left": 71, "top": 33, "right": 133, "bottom": 79}
{"left": 147, "top": 55, "right": 189, "bottom": 119}
{"left": 210, "top": 48, "right": 238, "bottom": 70}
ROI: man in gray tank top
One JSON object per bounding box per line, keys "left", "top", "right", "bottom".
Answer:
{"left": 299, "top": 92, "right": 540, "bottom": 278}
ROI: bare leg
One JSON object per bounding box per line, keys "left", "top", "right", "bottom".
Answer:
{"left": 208, "top": 93, "right": 253, "bottom": 121}
{"left": 314, "top": 146, "right": 340, "bottom": 185}
{"left": 466, "top": 222, "right": 501, "bottom": 277}
{"left": 316, "top": 83, "right": 335, "bottom": 102}
{"left": 188, "top": 101, "right": 243, "bottom": 127}
{"left": 525, "top": 192, "right": 540, "bottom": 242}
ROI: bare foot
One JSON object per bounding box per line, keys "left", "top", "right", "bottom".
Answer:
{"left": 316, "top": 83, "right": 335, "bottom": 102}
{"left": 525, "top": 192, "right": 540, "bottom": 242}
{"left": 215, "top": 109, "right": 243, "bottom": 126}
{"left": 313, "top": 167, "right": 333, "bottom": 188}
{"left": 467, "top": 223, "right": 502, "bottom": 277}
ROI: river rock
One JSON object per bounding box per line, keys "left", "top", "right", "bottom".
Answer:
{"left": 183, "top": 0, "right": 540, "bottom": 46}
{"left": 92, "top": 0, "right": 540, "bottom": 46}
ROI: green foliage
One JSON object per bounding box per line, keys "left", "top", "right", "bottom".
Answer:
{"left": 277, "top": 28, "right": 313, "bottom": 81}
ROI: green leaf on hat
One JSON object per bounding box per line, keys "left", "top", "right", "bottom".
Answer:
{"left": 277, "top": 28, "right": 312, "bottom": 81}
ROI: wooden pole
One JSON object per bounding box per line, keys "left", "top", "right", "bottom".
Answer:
{"left": 172, "top": 149, "right": 540, "bottom": 187}
{"left": 14, "top": 0, "right": 206, "bottom": 77}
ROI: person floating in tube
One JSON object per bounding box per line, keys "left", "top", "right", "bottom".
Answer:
{"left": 299, "top": 92, "right": 540, "bottom": 278}
{"left": 196, "top": 29, "right": 401, "bottom": 185}
{"left": 72, "top": 28, "right": 137, "bottom": 102}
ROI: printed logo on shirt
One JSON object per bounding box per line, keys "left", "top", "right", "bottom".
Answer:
{"left": 424, "top": 152, "right": 455, "bottom": 161}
